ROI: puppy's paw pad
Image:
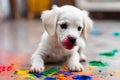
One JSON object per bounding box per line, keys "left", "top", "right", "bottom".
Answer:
{"left": 30, "top": 64, "right": 45, "bottom": 73}
{"left": 80, "top": 58, "right": 86, "bottom": 62}
{"left": 80, "top": 54, "right": 87, "bottom": 62}
{"left": 68, "top": 62, "right": 84, "bottom": 71}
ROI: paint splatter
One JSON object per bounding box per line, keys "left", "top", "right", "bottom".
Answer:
{"left": 113, "top": 32, "right": 120, "bottom": 37}
{"left": 90, "top": 28, "right": 101, "bottom": 35}
{"left": 89, "top": 61, "right": 108, "bottom": 67}
{"left": 99, "top": 49, "right": 118, "bottom": 57}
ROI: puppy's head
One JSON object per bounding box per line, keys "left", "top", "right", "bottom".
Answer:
{"left": 41, "top": 5, "right": 93, "bottom": 50}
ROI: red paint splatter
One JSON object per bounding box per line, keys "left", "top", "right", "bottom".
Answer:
{"left": 0, "top": 64, "right": 14, "bottom": 72}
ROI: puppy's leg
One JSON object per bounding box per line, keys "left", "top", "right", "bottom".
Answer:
{"left": 67, "top": 52, "right": 84, "bottom": 71}
{"left": 78, "top": 47, "right": 87, "bottom": 62}
{"left": 30, "top": 48, "right": 45, "bottom": 72}
{"left": 80, "top": 51, "right": 87, "bottom": 62}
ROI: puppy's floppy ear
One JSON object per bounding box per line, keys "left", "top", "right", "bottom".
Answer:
{"left": 82, "top": 11, "right": 93, "bottom": 40}
{"left": 41, "top": 5, "right": 59, "bottom": 36}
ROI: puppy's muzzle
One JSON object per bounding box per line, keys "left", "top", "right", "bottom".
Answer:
{"left": 68, "top": 36, "right": 76, "bottom": 44}
{"left": 62, "top": 35, "right": 76, "bottom": 50}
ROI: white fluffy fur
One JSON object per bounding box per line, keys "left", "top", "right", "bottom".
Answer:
{"left": 30, "top": 5, "right": 93, "bottom": 72}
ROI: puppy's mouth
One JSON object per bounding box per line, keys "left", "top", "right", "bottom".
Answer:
{"left": 62, "top": 39, "right": 75, "bottom": 50}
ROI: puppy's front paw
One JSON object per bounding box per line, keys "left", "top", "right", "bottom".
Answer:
{"left": 30, "top": 63, "right": 45, "bottom": 73}
{"left": 68, "top": 62, "right": 84, "bottom": 71}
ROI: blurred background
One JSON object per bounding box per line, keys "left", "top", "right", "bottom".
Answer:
{"left": 1, "top": 0, "right": 120, "bottom": 20}
{"left": 0, "top": 0, "right": 120, "bottom": 68}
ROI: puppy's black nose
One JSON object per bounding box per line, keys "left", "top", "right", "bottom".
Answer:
{"left": 69, "top": 37, "right": 76, "bottom": 43}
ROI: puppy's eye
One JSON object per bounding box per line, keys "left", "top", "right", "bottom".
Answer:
{"left": 78, "top": 26, "right": 81, "bottom": 31}
{"left": 60, "top": 23, "right": 67, "bottom": 29}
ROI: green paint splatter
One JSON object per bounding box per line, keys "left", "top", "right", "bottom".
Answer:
{"left": 99, "top": 49, "right": 119, "bottom": 57}
{"left": 112, "top": 49, "right": 118, "bottom": 53}
{"left": 42, "top": 67, "right": 58, "bottom": 76}
{"left": 29, "top": 74, "right": 35, "bottom": 77}
{"left": 113, "top": 32, "right": 120, "bottom": 36}
{"left": 89, "top": 61, "right": 108, "bottom": 67}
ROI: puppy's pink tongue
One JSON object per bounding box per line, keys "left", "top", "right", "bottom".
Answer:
{"left": 62, "top": 39, "right": 74, "bottom": 50}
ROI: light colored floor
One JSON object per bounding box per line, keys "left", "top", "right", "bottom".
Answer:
{"left": 0, "top": 19, "right": 120, "bottom": 80}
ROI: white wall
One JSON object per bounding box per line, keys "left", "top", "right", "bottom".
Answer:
{"left": 0, "top": 0, "right": 11, "bottom": 19}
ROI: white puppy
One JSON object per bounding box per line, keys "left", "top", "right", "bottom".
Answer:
{"left": 30, "top": 5, "right": 93, "bottom": 72}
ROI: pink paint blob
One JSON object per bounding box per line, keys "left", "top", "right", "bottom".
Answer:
{"left": 62, "top": 37, "right": 74, "bottom": 50}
